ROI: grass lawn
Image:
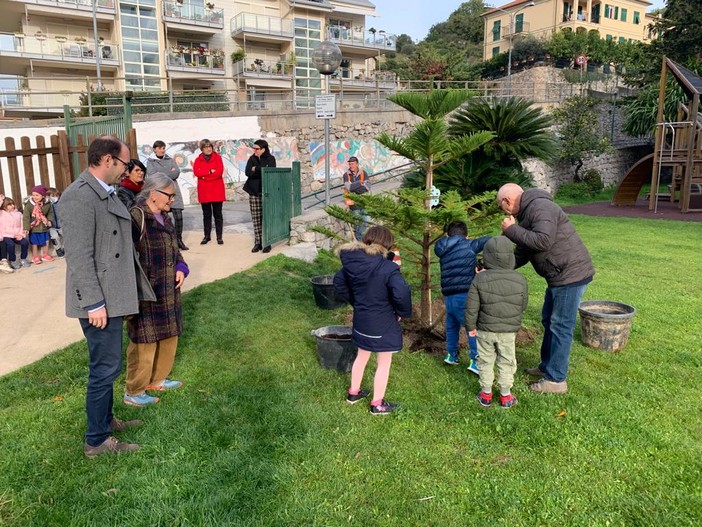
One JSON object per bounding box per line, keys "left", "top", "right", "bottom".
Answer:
{"left": 1, "top": 214, "right": 701, "bottom": 526}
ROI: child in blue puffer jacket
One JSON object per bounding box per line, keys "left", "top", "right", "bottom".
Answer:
{"left": 434, "top": 221, "right": 491, "bottom": 373}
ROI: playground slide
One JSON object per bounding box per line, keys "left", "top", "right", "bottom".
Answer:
{"left": 611, "top": 153, "right": 654, "bottom": 206}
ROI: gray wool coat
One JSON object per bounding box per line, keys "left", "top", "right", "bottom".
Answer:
{"left": 147, "top": 154, "right": 184, "bottom": 209}
{"left": 60, "top": 170, "right": 156, "bottom": 319}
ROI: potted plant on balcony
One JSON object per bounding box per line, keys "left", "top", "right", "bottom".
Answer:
{"left": 230, "top": 49, "right": 245, "bottom": 66}
{"left": 74, "top": 36, "right": 87, "bottom": 44}
{"left": 205, "top": 1, "right": 215, "bottom": 9}
{"left": 284, "top": 52, "right": 295, "bottom": 75}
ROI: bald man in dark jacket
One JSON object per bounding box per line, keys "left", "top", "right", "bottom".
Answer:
{"left": 498, "top": 184, "right": 594, "bottom": 394}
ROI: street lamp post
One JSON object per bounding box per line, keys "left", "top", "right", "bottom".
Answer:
{"left": 493, "top": 1, "right": 534, "bottom": 96}
{"left": 311, "top": 40, "right": 342, "bottom": 205}
{"left": 92, "top": 0, "right": 103, "bottom": 91}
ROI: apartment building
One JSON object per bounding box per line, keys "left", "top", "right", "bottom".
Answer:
{"left": 482, "top": 0, "right": 655, "bottom": 61}
{"left": 0, "top": 0, "right": 396, "bottom": 115}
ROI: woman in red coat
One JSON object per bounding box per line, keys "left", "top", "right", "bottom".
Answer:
{"left": 191, "top": 138, "right": 225, "bottom": 245}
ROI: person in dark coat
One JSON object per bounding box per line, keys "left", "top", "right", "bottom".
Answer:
{"left": 498, "top": 183, "right": 595, "bottom": 395}
{"left": 192, "top": 139, "right": 225, "bottom": 245}
{"left": 124, "top": 174, "right": 189, "bottom": 407}
{"left": 117, "top": 159, "right": 145, "bottom": 211}
{"left": 243, "top": 139, "right": 276, "bottom": 253}
{"left": 334, "top": 226, "right": 412, "bottom": 415}
{"left": 466, "top": 236, "right": 528, "bottom": 408}
{"left": 434, "top": 220, "right": 491, "bottom": 372}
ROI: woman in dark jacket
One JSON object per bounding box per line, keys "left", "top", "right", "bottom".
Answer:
{"left": 333, "top": 226, "right": 412, "bottom": 415}
{"left": 243, "top": 139, "right": 276, "bottom": 253}
{"left": 117, "top": 159, "right": 145, "bottom": 210}
{"left": 124, "top": 174, "right": 189, "bottom": 407}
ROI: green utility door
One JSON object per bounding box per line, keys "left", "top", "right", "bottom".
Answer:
{"left": 262, "top": 162, "right": 301, "bottom": 247}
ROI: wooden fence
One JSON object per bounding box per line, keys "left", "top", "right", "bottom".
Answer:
{"left": 0, "top": 129, "right": 137, "bottom": 205}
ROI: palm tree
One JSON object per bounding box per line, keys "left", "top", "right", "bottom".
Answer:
{"left": 449, "top": 96, "right": 557, "bottom": 171}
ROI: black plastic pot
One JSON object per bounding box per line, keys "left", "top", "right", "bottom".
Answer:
{"left": 311, "top": 325, "right": 357, "bottom": 372}
{"left": 310, "top": 275, "right": 347, "bottom": 310}
{"left": 578, "top": 300, "right": 636, "bottom": 352}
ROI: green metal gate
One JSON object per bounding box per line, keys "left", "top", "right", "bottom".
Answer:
{"left": 262, "top": 162, "right": 301, "bottom": 247}
{"left": 63, "top": 99, "right": 133, "bottom": 179}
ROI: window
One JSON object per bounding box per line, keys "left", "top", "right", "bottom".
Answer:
{"left": 515, "top": 13, "right": 524, "bottom": 33}
{"left": 604, "top": 4, "right": 614, "bottom": 19}
{"left": 294, "top": 17, "right": 322, "bottom": 109}
{"left": 120, "top": 0, "right": 161, "bottom": 90}
{"left": 492, "top": 46, "right": 500, "bottom": 58}
{"left": 614, "top": 6, "right": 619, "bottom": 19}
{"left": 492, "top": 20, "right": 501, "bottom": 41}
{"left": 633, "top": 11, "right": 640, "bottom": 24}
{"left": 618, "top": 36, "right": 626, "bottom": 43}
{"left": 606, "top": 34, "right": 612, "bottom": 41}
{"left": 620, "top": 8, "right": 627, "bottom": 22}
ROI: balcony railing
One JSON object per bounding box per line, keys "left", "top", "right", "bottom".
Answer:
{"left": 166, "top": 49, "right": 226, "bottom": 73}
{"left": 163, "top": 1, "right": 224, "bottom": 29}
{"left": 230, "top": 13, "right": 293, "bottom": 39}
{"left": 330, "top": 67, "right": 397, "bottom": 88}
{"left": 232, "top": 58, "right": 293, "bottom": 77}
{"left": 326, "top": 26, "right": 396, "bottom": 51}
{"left": 11, "top": 0, "right": 114, "bottom": 12}
{"left": 503, "top": 22, "right": 531, "bottom": 37}
{"left": 0, "top": 33, "right": 119, "bottom": 64}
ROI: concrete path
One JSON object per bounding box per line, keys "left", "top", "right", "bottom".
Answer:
{"left": 0, "top": 202, "right": 280, "bottom": 377}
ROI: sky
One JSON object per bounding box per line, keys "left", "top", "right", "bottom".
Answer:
{"left": 372, "top": 0, "right": 667, "bottom": 43}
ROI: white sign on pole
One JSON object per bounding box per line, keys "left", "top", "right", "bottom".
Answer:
{"left": 315, "top": 95, "right": 336, "bottom": 119}
{"left": 430, "top": 185, "right": 441, "bottom": 208}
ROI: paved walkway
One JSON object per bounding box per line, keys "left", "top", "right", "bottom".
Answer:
{"left": 0, "top": 202, "right": 279, "bottom": 377}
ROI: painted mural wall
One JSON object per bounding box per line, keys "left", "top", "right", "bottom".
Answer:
{"left": 309, "top": 139, "right": 408, "bottom": 180}
{"left": 136, "top": 137, "right": 300, "bottom": 205}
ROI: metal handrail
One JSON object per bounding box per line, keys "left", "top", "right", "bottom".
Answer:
{"left": 301, "top": 161, "right": 417, "bottom": 210}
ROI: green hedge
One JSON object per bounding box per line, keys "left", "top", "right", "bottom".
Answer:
{"left": 78, "top": 91, "right": 231, "bottom": 116}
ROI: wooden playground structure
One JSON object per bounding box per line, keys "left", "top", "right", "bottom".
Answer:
{"left": 612, "top": 58, "right": 702, "bottom": 213}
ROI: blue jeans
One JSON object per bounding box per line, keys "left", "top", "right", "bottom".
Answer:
{"left": 539, "top": 283, "right": 588, "bottom": 382}
{"left": 80, "top": 316, "right": 124, "bottom": 447}
{"left": 350, "top": 205, "right": 370, "bottom": 241}
{"left": 445, "top": 293, "right": 478, "bottom": 360}
{"left": 4, "top": 237, "right": 29, "bottom": 261}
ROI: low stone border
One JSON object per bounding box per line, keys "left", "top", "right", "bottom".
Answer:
{"left": 289, "top": 209, "right": 352, "bottom": 250}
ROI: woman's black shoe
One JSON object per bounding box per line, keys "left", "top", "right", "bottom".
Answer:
{"left": 262, "top": 245, "right": 272, "bottom": 253}
{"left": 178, "top": 239, "right": 189, "bottom": 251}
{"left": 200, "top": 237, "right": 211, "bottom": 245}
{"left": 217, "top": 238, "right": 224, "bottom": 245}
{"left": 251, "top": 243, "right": 262, "bottom": 253}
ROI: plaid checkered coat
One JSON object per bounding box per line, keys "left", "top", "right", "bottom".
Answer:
{"left": 127, "top": 205, "right": 187, "bottom": 343}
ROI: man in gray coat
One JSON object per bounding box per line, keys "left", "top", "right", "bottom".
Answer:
{"left": 498, "top": 183, "right": 595, "bottom": 394}
{"left": 60, "top": 136, "right": 156, "bottom": 457}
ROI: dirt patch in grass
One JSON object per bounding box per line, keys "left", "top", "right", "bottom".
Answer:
{"left": 343, "top": 298, "right": 537, "bottom": 354}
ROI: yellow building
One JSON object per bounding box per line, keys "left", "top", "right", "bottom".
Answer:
{"left": 482, "top": 0, "right": 655, "bottom": 61}
{"left": 0, "top": 0, "right": 397, "bottom": 116}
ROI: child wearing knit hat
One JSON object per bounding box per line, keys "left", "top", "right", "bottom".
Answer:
{"left": 22, "top": 185, "right": 56, "bottom": 265}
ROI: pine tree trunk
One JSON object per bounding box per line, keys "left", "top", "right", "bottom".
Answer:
{"left": 419, "top": 230, "right": 433, "bottom": 327}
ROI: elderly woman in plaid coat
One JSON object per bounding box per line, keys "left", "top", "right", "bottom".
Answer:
{"left": 123, "top": 173, "right": 190, "bottom": 407}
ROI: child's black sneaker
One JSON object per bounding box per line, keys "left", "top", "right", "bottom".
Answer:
{"left": 369, "top": 399, "right": 399, "bottom": 415}
{"left": 346, "top": 389, "right": 369, "bottom": 404}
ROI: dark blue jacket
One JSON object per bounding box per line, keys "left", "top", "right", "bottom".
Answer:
{"left": 434, "top": 235, "right": 491, "bottom": 296}
{"left": 333, "top": 242, "right": 412, "bottom": 352}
